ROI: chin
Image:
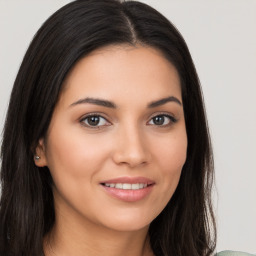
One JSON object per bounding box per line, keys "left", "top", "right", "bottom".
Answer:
{"left": 96, "top": 209, "right": 158, "bottom": 232}
{"left": 105, "top": 220, "right": 151, "bottom": 232}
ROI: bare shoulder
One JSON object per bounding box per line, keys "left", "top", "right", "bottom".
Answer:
{"left": 217, "top": 251, "right": 255, "bottom": 256}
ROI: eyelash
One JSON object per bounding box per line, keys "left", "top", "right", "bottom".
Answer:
{"left": 80, "top": 113, "right": 177, "bottom": 129}
{"left": 80, "top": 113, "right": 110, "bottom": 129}
{"left": 148, "top": 113, "right": 177, "bottom": 127}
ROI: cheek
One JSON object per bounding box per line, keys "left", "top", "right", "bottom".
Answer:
{"left": 153, "top": 129, "right": 187, "bottom": 192}
{"left": 155, "top": 128, "right": 187, "bottom": 170}
{"left": 44, "top": 126, "right": 111, "bottom": 186}
{"left": 43, "top": 128, "right": 112, "bottom": 216}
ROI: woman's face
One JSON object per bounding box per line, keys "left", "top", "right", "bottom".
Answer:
{"left": 36, "top": 45, "right": 187, "bottom": 232}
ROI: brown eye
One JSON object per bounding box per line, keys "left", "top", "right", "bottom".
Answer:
{"left": 152, "top": 116, "right": 165, "bottom": 125}
{"left": 81, "top": 115, "right": 109, "bottom": 128}
{"left": 87, "top": 116, "right": 100, "bottom": 126}
{"left": 148, "top": 114, "right": 177, "bottom": 126}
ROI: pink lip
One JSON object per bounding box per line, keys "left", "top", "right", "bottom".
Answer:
{"left": 100, "top": 176, "right": 155, "bottom": 202}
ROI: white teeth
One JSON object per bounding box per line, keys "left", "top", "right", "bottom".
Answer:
{"left": 116, "top": 183, "right": 123, "bottom": 189}
{"left": 123, "top": 183, "right": 132, "bottom": 189}
{"left": 104, "top": 183, "right": 148, "bottom": 190}
{"left": 131, "top": 184, "right": 139, "bottom": 190}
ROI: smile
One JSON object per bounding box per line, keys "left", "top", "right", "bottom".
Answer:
{"left": 103, "top": 183, "right": 148, "bottom": 190}
{"left": 100, "top": 177, "right": 155, "bottom": 202}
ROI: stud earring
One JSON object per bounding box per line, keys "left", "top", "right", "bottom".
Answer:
{"left": 34, "top": 155, "right": 40, "bottom": 160}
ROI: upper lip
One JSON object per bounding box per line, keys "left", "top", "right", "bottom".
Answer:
{"left": 100, "top": 176, "right": 155, "bottom": 185}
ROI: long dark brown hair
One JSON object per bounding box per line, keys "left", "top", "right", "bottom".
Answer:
{"left": 0, "top": 0, "right": 216, "bottom": 255}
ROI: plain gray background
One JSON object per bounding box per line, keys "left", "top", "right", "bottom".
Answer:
{"left": 0, "top": 0, "right": 255, "bottom": 253}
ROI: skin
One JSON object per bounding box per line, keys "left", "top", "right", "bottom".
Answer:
{"left": 36, "top": 45, "right": 187, "bottom": 256}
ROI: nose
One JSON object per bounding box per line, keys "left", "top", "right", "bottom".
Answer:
{"left": 112, "top": 124, "right": 151, "bottom": 168}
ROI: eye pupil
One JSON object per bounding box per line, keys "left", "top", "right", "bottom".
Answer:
{"left": 88, "top": 116, "right": 100, "bottom": 126}
{"left": 153, "top": 116, "right": 165, "bottom": 125}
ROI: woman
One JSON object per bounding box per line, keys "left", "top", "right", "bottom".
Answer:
{"left": 0, "top": 0, "right": 252, "bottom": 256}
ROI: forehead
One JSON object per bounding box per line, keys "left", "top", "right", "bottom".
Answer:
{"left": 59, "top": 45, "right": 181, "bottom": 107}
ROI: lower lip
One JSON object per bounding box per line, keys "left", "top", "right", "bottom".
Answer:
{"left": 101, "top": 185, "right": 154, "bottom": 202}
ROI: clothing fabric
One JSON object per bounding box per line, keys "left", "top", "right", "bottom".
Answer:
{"left": 217, "top": 251, "right": 255, "bottom": 256}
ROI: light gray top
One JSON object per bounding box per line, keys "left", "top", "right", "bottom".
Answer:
{"left": 217, "top": 251, "right": 255, "bottom": 256}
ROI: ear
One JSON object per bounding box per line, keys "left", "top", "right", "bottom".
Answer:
{"left": 34, "top": 138, "right": 48, "bottom": 167}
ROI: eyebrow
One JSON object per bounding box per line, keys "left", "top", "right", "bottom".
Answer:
{"left": 70, "top": 96, "right": 182, "bottom": 109}
{"left": 148, "top": 96, "right": 182, "bottom": 108}
{"left": 70, "top": 97, "right": 116, "bottom": 108}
